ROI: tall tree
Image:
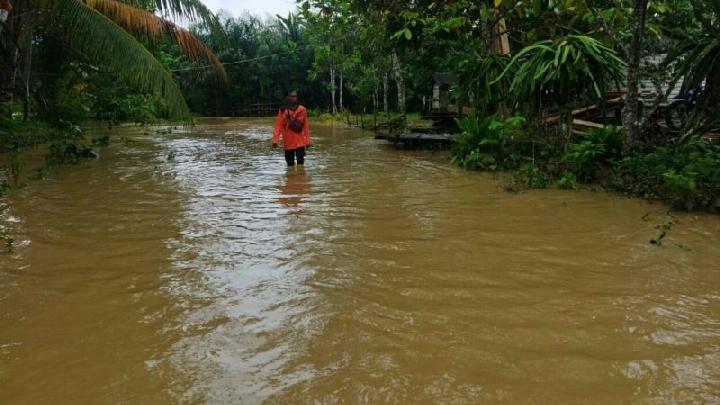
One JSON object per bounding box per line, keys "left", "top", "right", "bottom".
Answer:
{"left": 622, "top": 0, "right": 649, "bottom": 150}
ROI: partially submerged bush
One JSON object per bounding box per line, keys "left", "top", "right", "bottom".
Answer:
{"left": 561, "top": 126, "right": 622, "bottom": 181}
{"left": 0, "top": 119, "right": 65, "bottom": 151}
{"left": 451, "top": 114, "right": 527, "bottom": 170}
{"left": 452, "top": 114, "right": 720, "bottom": 212}
{"left": 557, "top": 172, "right": 578, "bottom": 190}
{"left": 514, "top": 163, "right": 550, "bottom": 189}
{"left": 611, "top": 139, "right": 720, "bottom": 211}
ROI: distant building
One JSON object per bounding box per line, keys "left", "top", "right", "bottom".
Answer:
{"left": 431, "top": 72, "right": 456, "bottom": 111}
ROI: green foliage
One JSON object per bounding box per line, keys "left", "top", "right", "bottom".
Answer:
{"left": 612, "top": 140, "right": 720, "bottom": 211}
{"left": 0, "top": 227, "right": 13, "bottom": 252}
{"left": 18, "top": 123, "right": 99, "bottom": 166}
{"left": 120, "top": 95, "right": 159, "bottom": 124}
{"left": 557, "top": 172, "right": 578, "bottom": 190}
{"left": 562, "top": 126, "right": 622, "bottom": 181}
{"left": 498, "top": 35, "right": 625, "bottom": 114}
{"left": 0, "top": 119, "right": 65, "bottom": 150}
{"left": 451, "top": 113, "right": 720, "bottom": 213}
{"left": 45, "top": 0, "right": 200, "bottom": 119}
{"left": 666, "top": 2, "right": 720, "bottom": 133}
{"left": 387, "top": 114, "right": 407, "bottom": 133}
{"left": 451, "top": 115, "right": 526, "bottom": 171}
{"left": 514, "top": 163, "right": 549, "bottom": 189}
{"left": 2, "top": 0, "right": 226, "bottom": 124}
{"left": 45, "top": 69, "right": 95, "bottom": 125}
{"left": 181, "top": 12, "right": 322, "bottom": 115}
{"left": 456, "top": 53, "right": 513, "bottom": 116}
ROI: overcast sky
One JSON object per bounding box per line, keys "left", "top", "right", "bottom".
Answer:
{"left": 202, "top": 0, "right": 298, "bottom": 19}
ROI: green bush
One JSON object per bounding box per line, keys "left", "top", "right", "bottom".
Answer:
{"left": 0, "top": 119, "right": 65, "bottom": 150}
{"left": 42, "top": 70, "right": 96, "bottom": 126}
{"left": 562, "top": 126, "right": 622, "bottom": 181}
{"left": 611, "top": 139, "right": 720, "bottom": 211}
{"left": 451, "top": 114, "right": 526, "bottom": 170}
{"left": 514, "top": 163, "right": 550, "bottom": 189}
{"left": 305, "top": 108, "right": 320, "bottom": 117}
{"left": 557, "top": 172, "right": 578, "bottom": 189}
{"left": 121, "top": 95, "right": 158, "bottom": 125}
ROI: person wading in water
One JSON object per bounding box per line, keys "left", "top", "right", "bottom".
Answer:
{"left": 272, "top": 89, "right": 311, "bottom": 166}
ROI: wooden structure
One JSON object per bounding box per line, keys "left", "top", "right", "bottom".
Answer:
{"left": 375, "top": 131, "right": 453, "bottom": 148}
{"left": 543, "top": 96, "right": 624, "bottom": 134}
{"left": 420, "top": 72, "right": 469, "bottom": 133}
{"left": 430, "top": 72, "right": 455, "bottom": 111}
{"left": 428, "top": 72, "right": 471, "bottom": 115}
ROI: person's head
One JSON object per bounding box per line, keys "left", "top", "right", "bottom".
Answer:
{"left": 286, "top": 89, "right": 298, "bottom": 105}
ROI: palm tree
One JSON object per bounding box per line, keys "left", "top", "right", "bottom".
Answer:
{"left": 1, "top": 0, "right": 228, "bottom": 119}
{"left": 276, "top": 12, "right": 302, "bottom": 43}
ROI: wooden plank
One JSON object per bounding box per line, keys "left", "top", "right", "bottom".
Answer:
{"left": 398, "top": 133, "right": 453, "bottom": 141}
{"left": 544, "top": 97, "right": 623, "bottom": 124}
{"left": 572, "top": 119, "right": 605, "bottom": 129}
{"left": 378, "top": 132, "right": 454, "bottom": 144}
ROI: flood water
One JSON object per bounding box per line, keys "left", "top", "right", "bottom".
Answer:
{"left": 1, "top": 118, "right": 719, "bottom": 403}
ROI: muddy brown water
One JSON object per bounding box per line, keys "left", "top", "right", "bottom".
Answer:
{"left": 1, "top": 118, "right": 719, "bottom": 404}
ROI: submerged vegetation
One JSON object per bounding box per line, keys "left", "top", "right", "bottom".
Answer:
{"left": 451, "top": 115, "right": 720, "bottom": 212}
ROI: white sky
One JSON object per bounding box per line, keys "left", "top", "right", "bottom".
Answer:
{"left": 202, "top": 0, "right": 298, "bottom": 19}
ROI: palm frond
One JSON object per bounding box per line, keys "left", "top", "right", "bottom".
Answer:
{"left": 672, "top": 33, "right": 720, "bottom": 133}
{"left": 153, "top": 0, "right": 218, "bottom": 24}
{"left": 85, "top": 0, "right": 229, "bottom": 83}
{"left": 85, "top": 0, "right": 167, "bottom": 37}
{"left": 172, "top": 27, "right": 228, "bottom": 83}
{"left": 458, "top": 52, "right": 514, "bottom": 115}
{"left": 50, "top": 0, "right": 191, "bottom": 118}
{"left": 112, "top": 0, "right": 221, "bottom": 29}
{"left": 500, "top": 35, "right": 626, "bottom": 109}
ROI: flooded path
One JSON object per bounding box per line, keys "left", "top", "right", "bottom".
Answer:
{"left": 1, "top": 118, "right": 719, "bottom": 403}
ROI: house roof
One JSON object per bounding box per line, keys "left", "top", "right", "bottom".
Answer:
{"left": 433, "top": 72, "right": 457, "bottom": 85}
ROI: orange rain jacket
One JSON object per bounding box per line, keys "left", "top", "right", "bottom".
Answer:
{"left": 272, "top": 105, "right": 311, "bottom": 151}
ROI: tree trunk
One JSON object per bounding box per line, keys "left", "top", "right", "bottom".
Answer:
{"left": 0, "top": 35, "right": 17, "bottom": 109}
{"left": 330, "top": 66, "right": 337, "bottom": 115}
{"left": 622, "top": 0, "right": 648, "bottom": 151}
{"left": 1, "top": 0, "right": 26, "bottom": 110}
{"left": 21, "top": 31, "right": 32, "bottom": 121}
{"left": 391, "top": 51, "right": 405, "bottom": 114}
{"left": 383, "top": 72, "right": 388, "bottom": 113}
{"left": 373, "top": 81, "right": 378, "bottom": 113}
{"left": 491, "top": 10, "right": 511, "bottom": 117}
{"left": 339, "top": 70, "right": 343, "bottom": 112}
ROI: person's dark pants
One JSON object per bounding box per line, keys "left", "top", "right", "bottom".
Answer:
{"left": 284, "top": 147, "right": 306, "bottom": 166}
